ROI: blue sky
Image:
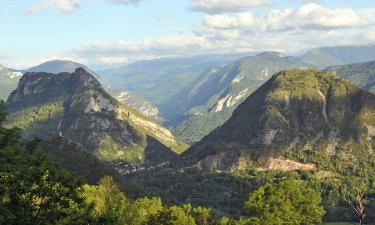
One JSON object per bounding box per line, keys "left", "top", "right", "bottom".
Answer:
{"left": 0, "top": 0, "right": 375, "bottom": 70}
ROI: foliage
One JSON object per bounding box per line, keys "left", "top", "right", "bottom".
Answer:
{"left": 83, "top": 175, "right": 217, "bottom": 225}
{"left": 326, "top": 60, "right": 375, "bottom": 94}
{"left": 243, "top": 179, "right": 325, "bottom": 225}
{"left": 4, "top": 100, "right": 64, "bottom": 139}
{"left": 146, "top": 205, "right": 196, "bottom": 225}
{"left": 123, "top": 197, "right": 163, "bottom": 225}
{"left": 339, "top": 177, "right": 371, "bottom": 225}
{"left": 0, "top": 101, "right": 87, "bottom": 225}
{"left": 83, "top": 176, "right": 128, "bottom": 224}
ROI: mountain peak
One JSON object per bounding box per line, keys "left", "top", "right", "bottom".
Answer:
{"left": 6, "top": 69, "right": 187, "bottom": 163}
{"left": 182, "top": 69, "right": 375, "bottom": 172}
{"left": 26, "top": 60, "right": 95, "bottom": 75}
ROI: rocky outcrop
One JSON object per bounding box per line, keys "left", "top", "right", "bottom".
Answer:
{"left": 195, "top": 151, "right": 248, "bottom": 172}
{"left": 261, "top": 157, "right": 316, "bottom": 171}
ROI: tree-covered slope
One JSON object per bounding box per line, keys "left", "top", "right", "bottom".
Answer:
{"left": 182, "top": 69, "right": 375, "bottom": 175}
{"left": 173, "top": 52, "right": 312, "bottom": 144}
{"left": 325, "top": 60, "right": 375, "bottom": 93}
{"left": 298, "top": 44, "right": 375, "bottom": 69}
{"left": 5, "top": 68, "right": 186, "bottom": 163}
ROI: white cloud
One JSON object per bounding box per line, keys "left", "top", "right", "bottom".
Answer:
{"left": 15, "top": 2, "right": 375, "bottom": 69}
{"left": 191, "top": 0, "right": 267, "bottom": 14}
{"left": 199, "top": 3, "right": 370, "bottom": 33}
{"left": 10, "top": 27, "right": 375, "bottom": 70}
{"left": 25, "top": 0, "right": 80, "bottom": 14}
{"left": 266, "top": 3, "right": 369, "bottom": 31}
{"left": 68, "top": 3, "right": 375, "bottom": 68}
{"left": 73, "top": 35, "right": 214, "bottom": 58}
{"left": 203, "top": 13, "right": 255, "bottom": 29}
{"left": 108, "top": 0, "right": 146, "bottom": 5}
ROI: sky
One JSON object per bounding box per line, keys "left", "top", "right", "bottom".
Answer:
{"left": 0, "top": 0, "right": 374, "bottom": 70}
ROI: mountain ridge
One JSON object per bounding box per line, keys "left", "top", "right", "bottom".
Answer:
{"left": 6, "top": 68, "right": 186, "bottom": 164}
{"left": 298, "top": 44, "right": 375, "bottom": 68}
{"left": 181, "top": 69, "right": 375, "bottom": 173}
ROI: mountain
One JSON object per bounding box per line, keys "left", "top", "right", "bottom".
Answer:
{"left": 0, "top": 64, "right": 23, "bottom": 100}
{"left": 99, "top": 53, "right": 253, "bottom": 118}
{"left": 298, "top": 44, "right": 375, "bottom": 68}
{"left": 173, "top": 52, "right": 312, "bottom": 144}
{"left": 325, "top": 60, "right": 375, "bottom": 93}
{"left": 26, "top": 60, "right": 96, "bottom": 75}
{"left": 182, "top": 69, "right": 375, "bottom": 173}
{"left": 114, "top": 91, "right": 161, "bottom": 121}
{"left": 5, "top": 68, "right": 186, "bottom": 164}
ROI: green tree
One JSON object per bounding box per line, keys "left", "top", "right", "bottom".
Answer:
{"left": 146, "top": 205, "right": 196, "bottom": 225}
{"left": 124, "top": 197, "right": 163, "bottom": 225}
{"left": 191, "top": 206, "right": 216, "bottom": 225}
{"left": 83, "top": 176, "right": 128, "bottom": 225}
{"left": 244, "top": 179, "right": 325, "bottom": 225}
{"left": 0, "top": 101, "right": 87, "bottom": 225}
{"left": 339, "top": 177, "right": 370, "bottom": 225}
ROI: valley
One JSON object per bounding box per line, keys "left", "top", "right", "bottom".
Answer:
{"left": 1, "top": 2, "right": 375, "bottom": 221}
{"left": 2, "top": 48, "right": 375, "bottom": 224}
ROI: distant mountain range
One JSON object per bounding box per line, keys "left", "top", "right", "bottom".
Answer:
{"left": 3, "top": 44, "right": 375, "bottom": 146}
{"left": 5, "top": 68, "right": 186, "bottom": 164}
{"left": 173, "top": 52, "right": 312, "bottom": 143}
{"left": 298, "top": 44, "right": 375, "bottom": 68}
{"left": 99, "top": 53, "right": 254, "bottom": 118}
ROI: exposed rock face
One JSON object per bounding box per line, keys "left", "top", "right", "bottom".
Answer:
{"left": 261, "top": 157, "right": 316, "bottom": 171}
{"left": 195, "top": 151, "right": 248, "bottom": 172}
{"left": 6, "top": 68, "right": 185, "bottom": 163}
{"left": 182, "top": 69, "right": 375, "bottom": 172}
{"left": 0, "top": 64, "right": 23, "bottom": 100}
{"left": 116, "top": 91, "right": 160, "bottom": 120}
